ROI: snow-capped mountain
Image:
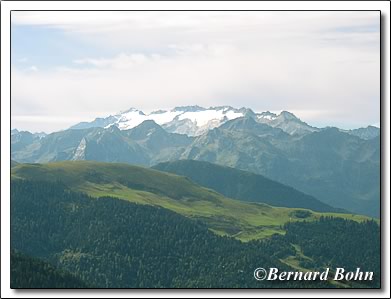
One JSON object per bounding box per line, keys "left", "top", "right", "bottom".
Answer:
{"left": 256, "top": 111, "right": 318, "bottom": 135}
{"left": 70, "top": 105, "right": 317, "bottom": 136}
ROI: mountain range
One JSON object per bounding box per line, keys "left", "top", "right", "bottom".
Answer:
{"left": 11, "top": 106, "right": 380, "bottom": 217}
{"left": 70, "top": 105, "right": 320, "bottom": 137}
{"left": 69, "top": 105, "right": 379, "bottom": 139}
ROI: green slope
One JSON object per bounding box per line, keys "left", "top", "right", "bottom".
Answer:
{"left": 153, "top": 159, "right": 342, "bottom": 213}
{"left": 11, "top": 161, "right": 372, "bottom": 241}
{"left": 9, "top": 180, "right": 327, "bottom": 288}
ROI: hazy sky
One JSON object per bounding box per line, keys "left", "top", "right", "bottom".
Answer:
{"left": 11, "top": 11, "right": 380, "bottom": 133}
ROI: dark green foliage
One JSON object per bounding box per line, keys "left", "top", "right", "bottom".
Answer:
{"left": 153, "top": 160, "right": 341, "bottom": 213}
{"left": 12, "top": 180, "right": 325, "bottom": 288}
{"left": 289, "top": 210, "right": 312, "bottom": 219}
{"left": 284, "top": 217, "right": 380, "bottom": 288}
{"left": 11, "top": 180, "right": 379, "bottom": 288}
{"left": 11, "top": 250, "right": 88, "bottom": 288}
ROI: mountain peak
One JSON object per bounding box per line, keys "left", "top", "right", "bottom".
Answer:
{"left": 279, "top": 111, "right": 299, "bottom": 120}
{"left": 150, "top": 109, "right": 167, "bottom": 115}
{"left": 119, "top": 108, "right": 145, "bottom": 116}
{"left": 260, "top": 111, "right": 277, "bottom": 116}
{"left": 257, "top": 111, "right": 277, "bottom": 120}
{"left": 220, "top": 116, "right": 288, "bottom": 138}
{"left": 210, "top": 105, "right": 235, "bottom": 111}
{"left": 107, "top": 124, "right": 121, "bottom": 132}
{"left": 126, "top": 120, "right": 166, "bottom": 140}
{"left": 137, "top": 119, "right": 162, "bottom": 129}
{"left": 346, "top": 125, "right": 380, "bottom": 140}
{"left": 220, "top": 115, "right": 258, "bottom": 129}
{"left": 130, "top": 119, "right": 164, "bottom": 133}
{"left": 173, "top": 105, "right": 206, "bottom": 112}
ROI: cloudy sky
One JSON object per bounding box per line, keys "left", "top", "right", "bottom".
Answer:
{"left": 11, "top": 11, "right": 380, "bottom": 133}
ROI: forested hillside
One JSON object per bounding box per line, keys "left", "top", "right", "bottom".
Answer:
{"left": 11, "top": 179, "right": 380, "bottom": 288}
{"left": 11, "top": 161, "right": 370, "bottom": 241}
{"left": 11, "top": 250, "right": 88, "bottom": 288}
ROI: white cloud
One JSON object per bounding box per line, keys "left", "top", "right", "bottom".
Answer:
{"left": 27, "top": 65, "right": 38, "bottom": 72}
{"left": 73, "top": 53, "right": 152, "bottom": 69}
{"left": 11, "top": 11, "right": 379, "bottom": 50}
{"left": 11, "top": 11, "right": 380, "bottom": 132}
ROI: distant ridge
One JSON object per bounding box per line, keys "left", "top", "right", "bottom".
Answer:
{"left": 153, "top": 159, "right": 344, "bottom": 213}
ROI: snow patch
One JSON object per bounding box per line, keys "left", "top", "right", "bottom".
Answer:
{"left": 72, "top": 138, "right": 87, "bottom": 160}
{"left": 81, "top": 106, "right": 309, "bottom": 136}
{"left": 258, "top": 114, "right": 276, "bottom": 121}
{"left": 178, "top": 109, "right": 243, "bottom": 127}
